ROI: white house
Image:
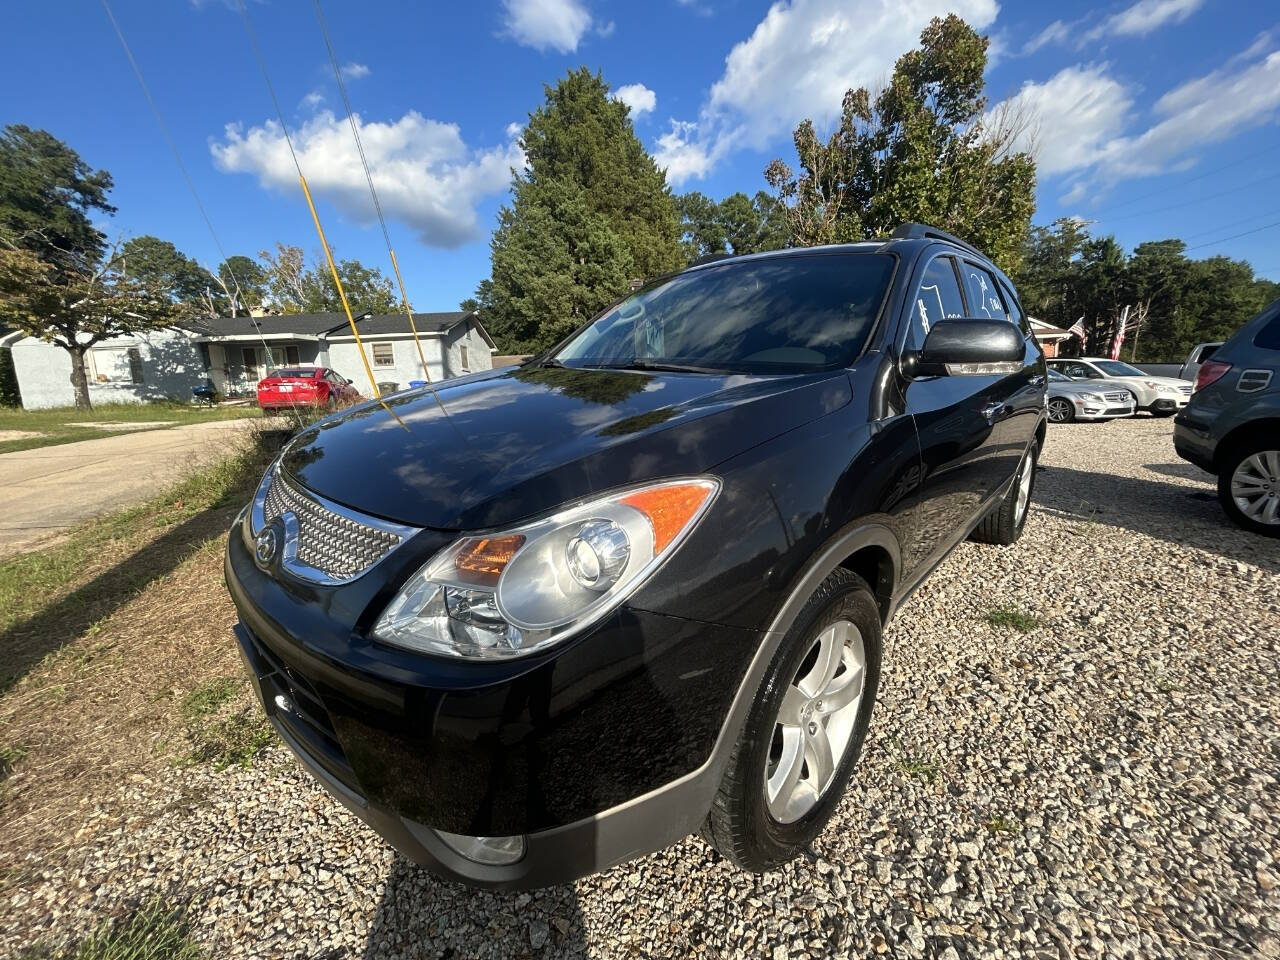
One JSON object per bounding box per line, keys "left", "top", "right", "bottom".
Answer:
{"left": 9, "top": 311, "right": 495, "bottom": 409}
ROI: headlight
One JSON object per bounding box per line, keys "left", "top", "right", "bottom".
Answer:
{"left": 372, "top": 478, "right": 720, "bottom": 659}
{"left": 1143, "top": 380, "right": 1161, "bottom": 390}
{"left": 1078, "top": 392, "right": 1102, "bottom": 402}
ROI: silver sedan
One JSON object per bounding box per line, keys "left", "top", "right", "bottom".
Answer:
{"left": 1046, "top": 369, "right": 1136, "bottom": 423}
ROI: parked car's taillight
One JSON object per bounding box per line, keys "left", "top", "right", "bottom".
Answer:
{"left": 1194, "top": 360, "right": 1232, "bottom": 393}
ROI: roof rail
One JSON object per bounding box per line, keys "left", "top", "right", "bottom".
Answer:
{"left": 687, "top": 252, "right": 736, "bottom": 268}
{"left": 890, "top": 223, "right": 985, "bottom": 259}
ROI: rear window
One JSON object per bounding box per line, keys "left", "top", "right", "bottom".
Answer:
{"left": 269, "top": 368, "right": 318, "bottom": 378}
{"left": 554, "top": 254, "right": 896, "bottom": 372}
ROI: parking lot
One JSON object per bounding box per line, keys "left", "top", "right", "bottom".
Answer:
{"left": 3, "top": 416, "right": 1277, "bottom": 959}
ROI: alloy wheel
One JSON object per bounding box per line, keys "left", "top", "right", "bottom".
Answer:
{"left": 1230, "top": 450, "right": 1280, "bottom": 526}
{"left": 1047, "top": 398, "right": 1072, "bottom": 422}
{"left": 765, "top": 619, "right": 866, "bottom": 823}
{"left": 1014, "top": 450, "right": 1034, "bottom": 524}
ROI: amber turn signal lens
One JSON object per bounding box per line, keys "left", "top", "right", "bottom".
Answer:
{"left": 620, "top": 483, "right": 715, "bottom": 553}
{"left": 453, "top": 535, "right": 525, "bottom": 586}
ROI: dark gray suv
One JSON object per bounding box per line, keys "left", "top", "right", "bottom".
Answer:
{"left": 1174, "top": 298, "right": 1280, "bottom": 537}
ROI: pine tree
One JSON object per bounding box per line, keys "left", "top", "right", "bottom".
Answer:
{"left": 477, "top": 69, "right": 682, "bottom": 352}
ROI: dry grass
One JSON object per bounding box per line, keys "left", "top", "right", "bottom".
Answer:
{"left": 0, "top": 431, "right": 280, "bottom": 892}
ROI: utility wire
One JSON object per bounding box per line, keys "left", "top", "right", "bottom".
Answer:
{"left": 1183, "top": 220, "right": 1280, "bottom": 253}
{"left": 100, "top": 0, "right": 305, "bottom": 431}
{"left": 1092, "top": 171, "right": 1280, "bottom": 225}
{"left": 234, "top": 0, "right": 382, "bottom": 400}
{"left": 1179, "top": 207, "right": 1280, "bottom": 241}
{"left": 312, "top": 0, "right": 432, "bottom": 382}
{"left": 1084, "top": 143, "right": 1274, "bottom": 217}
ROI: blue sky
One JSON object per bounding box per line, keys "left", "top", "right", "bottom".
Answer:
{"left": 5, "top": 0, "right": 1279, "bottom": 312}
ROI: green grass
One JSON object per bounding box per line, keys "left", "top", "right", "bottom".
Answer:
{"left": 986, "top": 814, "right": 1022, "bottom": 834}
{"left": 0, "top": 402, "right": 260, "bottom": 455}
{"left": 0, "top": 437, "right": 271, "bottom": 643}
{"left": 20, "top": 898, "right": 205, "bottom": 960}
{"left": 180, "top": 677, "right": 274, "bottom": 770}
{"left": 894, "top": 752, "right": 940, "bottom": 784}
{"left": 983, "top": 605, "right": 1042, "bottom": 633}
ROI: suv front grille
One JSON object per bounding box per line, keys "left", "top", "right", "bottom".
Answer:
{"left": 251, "top": 465, "right": 418, "bottom": 585}
{"left": 1178, "top": 384, "right": 1193, "bottom": 395}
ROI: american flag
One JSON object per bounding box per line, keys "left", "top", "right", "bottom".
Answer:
{"left": 1067, "top": 317, "right": 1086, "bottom": 340}
{"left": 1109, "top": 306, "right": 1130, "bottom": 361}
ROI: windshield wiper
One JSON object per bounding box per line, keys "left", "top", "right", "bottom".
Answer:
{"left": 593, "top": 359, "right": 729, "bottom": 374}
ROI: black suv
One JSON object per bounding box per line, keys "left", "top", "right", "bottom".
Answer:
{"left": 226, "top": 224, "right": 1048, "bottom": 888}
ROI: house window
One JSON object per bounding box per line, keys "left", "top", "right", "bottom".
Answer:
{"left": 198, "top": 343, "right": 211, "bottom": 370}
{"left": 372, "top": 343, "right": 395, "bottom": 367}
{"left": 242, "top": 347, "right": 259, "bottom": 380}
{"left": 127, "top": 348, "right": 143, "bottom": 384}
{"left": 269, "top": 345, "right": 300, "bottom": 368}
{"left": 460, "top": 344, "right": 470, "bottom": 372}
{"left": 89, "top": 345, "right": 144, "bottom": 384}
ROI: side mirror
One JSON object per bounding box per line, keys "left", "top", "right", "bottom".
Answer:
{"left": 911, "top": 319, "right": 1024, "bottom": 377}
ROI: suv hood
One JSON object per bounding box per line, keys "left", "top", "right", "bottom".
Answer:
{"left": 280, "top": 364, "right": 852, "bottom": 530}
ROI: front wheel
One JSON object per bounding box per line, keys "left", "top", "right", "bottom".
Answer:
{"left": 703, "top": 568, "right": 882, "bottom": 872}
{"left": 970, "top": 440, "right": 1038, "bottom": 545}
{"left": 1217, "top": 445, "right": 1280, "bottom": 537}
{"left": 1047, "top": 397, "right": 1074, "bottom": 423}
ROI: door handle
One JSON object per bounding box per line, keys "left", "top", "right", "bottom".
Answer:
{"left": 981, "top": 401, "right": 1007, "bottom": 420}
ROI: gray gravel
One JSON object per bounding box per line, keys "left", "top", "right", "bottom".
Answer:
{"left": 5, "top": 416, "right": 1279, "bottom": 958}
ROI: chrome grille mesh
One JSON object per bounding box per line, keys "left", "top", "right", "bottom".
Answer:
{"left": 1178, "top": 385, "right": 1193, "bottom": 395}
{"left": 1104, "top": 391, "right": 1131, "bottom": 403}
{"left": 262, "top": 472, "right": 403, "bottom": 579}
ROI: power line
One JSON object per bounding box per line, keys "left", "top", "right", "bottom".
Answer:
{"left": 1084, "top": 143, "right": 1274, "bottom": 217}
{"left": 1179, "top": 207, "right": 1280, "bottom": 241}
{"left": 234, "top": 0, "right": 382, "bottom": 400}
{"left": 1093, "top": 171, "right": 1280, "bottom": 225}
{"left": 101, "top": 0, "right": 304, "bottom": 430}
{"left": 1183, "top": 220, "right": 1280, "bottom": 252}
{"left": 312, "top": 0, "right": 431, "bottom": 382}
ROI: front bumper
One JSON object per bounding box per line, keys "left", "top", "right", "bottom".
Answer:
{"left": 1071, "top": 398, "right": 1136, "bottom": 420}
{"left": 225, "top": 525, "right": 760, "bottom": 888}
{"left": 1145, "top": 393, "right": 1190, "bottom": 412}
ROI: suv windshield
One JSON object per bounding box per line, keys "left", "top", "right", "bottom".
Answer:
{"left": 553, "top": 254, "right": 895, "bottom": 373}
{"left": 1093, "top": 360, "right": 1144, "bottom": 376}
{"left": 1047, "top": 369, "right": 1072, "bottom": 381}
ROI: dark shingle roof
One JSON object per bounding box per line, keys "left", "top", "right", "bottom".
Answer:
{"left": 186, "top": 311, "right": 475, "bottom": 339}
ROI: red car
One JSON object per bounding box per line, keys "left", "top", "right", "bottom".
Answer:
{"left": 256, "top": 367, "right": 361, "bottom": 413}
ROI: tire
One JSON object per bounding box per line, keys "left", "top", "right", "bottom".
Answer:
{"left": 1216, "top": 444, "right": 1280, "bottom": 538}
{"left": 703, "top": 568, "right": 882, "bottom": 872}
{"left": 970, "top": 439, "right": 1038, "bottom": 545}
{"left": 1047, "top": 397, "right": 1074, "bottom": 423}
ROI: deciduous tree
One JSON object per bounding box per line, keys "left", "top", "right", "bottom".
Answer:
{"left": 764, "top": 15, "right": 1036, "bottom": 273}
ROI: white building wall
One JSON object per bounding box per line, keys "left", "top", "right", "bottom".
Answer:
{"left": 11, "top": 330, "right": 207, "bottom": 410}
{"left": 326, "top": 337, "right": 445, "bottom": 395}
{"left": 442, "top": 322, "right": 494, "bottom": 379}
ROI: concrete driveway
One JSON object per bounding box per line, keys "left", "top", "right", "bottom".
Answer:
{"left": 0, "top": 419, "right": 272, "bottom": 559}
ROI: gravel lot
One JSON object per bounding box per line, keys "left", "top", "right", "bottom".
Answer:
{"left": 5, "top": 416, "right": 1279, "bottom": 958}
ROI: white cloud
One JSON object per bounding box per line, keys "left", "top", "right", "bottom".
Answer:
{"left": 1098, "top": 46, "right": 1280, "bottom": 180}
{"left": 1101, "top": 0, "right": 1203, "bottom": 38}
{"left": 1025, "top": 0, "right": 1204, "bottom": 52}
{"left": 211, "top": 111, "right": 523, "bottom": 248}
{"left": 613, "top": 83, "right": 657, "bottom": 118}
{"left": 340, "top": 62, "right": 371, "bottom": 80}
{"left": 653, "top": 0, "right": 998, "bottom": 184}
{"left": 985, "top": 64, "right": 1134, "bottom": 176}
{"left": 501, "top": 0, "right": 593, "bottom": 53}
{"left": 986, "top": 38, "right": 1280, "bottom": 195}
{"left": 300, "top": 89, "right": 325, "bottom": 110}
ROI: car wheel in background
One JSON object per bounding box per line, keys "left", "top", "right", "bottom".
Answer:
{"left": 970, "top": 440, "right": 1038, "bottom": 545}
{"left": 703, "top": 568, "right": 881, "bottom": 872}
{"left": 1047, "top": 398, "right": 1074, "bottom": 423}
{"left": 1217, "top": 444, "right": 1280, "bottom": 538}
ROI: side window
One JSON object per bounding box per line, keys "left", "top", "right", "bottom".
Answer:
{"left": 961, "top": 263, "right": 1007, "bottom": 320}
{"left": 1000, "top": 281, "right": 1032, "bottom": 336}
{"left": 907, "top": 256, "right": 965, "bottom": 351}
{"left": 1254, "top": 306, "right": 1280, "bottom": 350}
{"left": 1063, "top": 362, "right": 1100, "bottom": 379}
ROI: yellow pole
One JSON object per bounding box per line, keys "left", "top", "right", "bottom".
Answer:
{"left": 299, "top": 174, "right": 381, "bottom": 400}
{"left": 389, "top": 248, "right": 430, "bottom": 383}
